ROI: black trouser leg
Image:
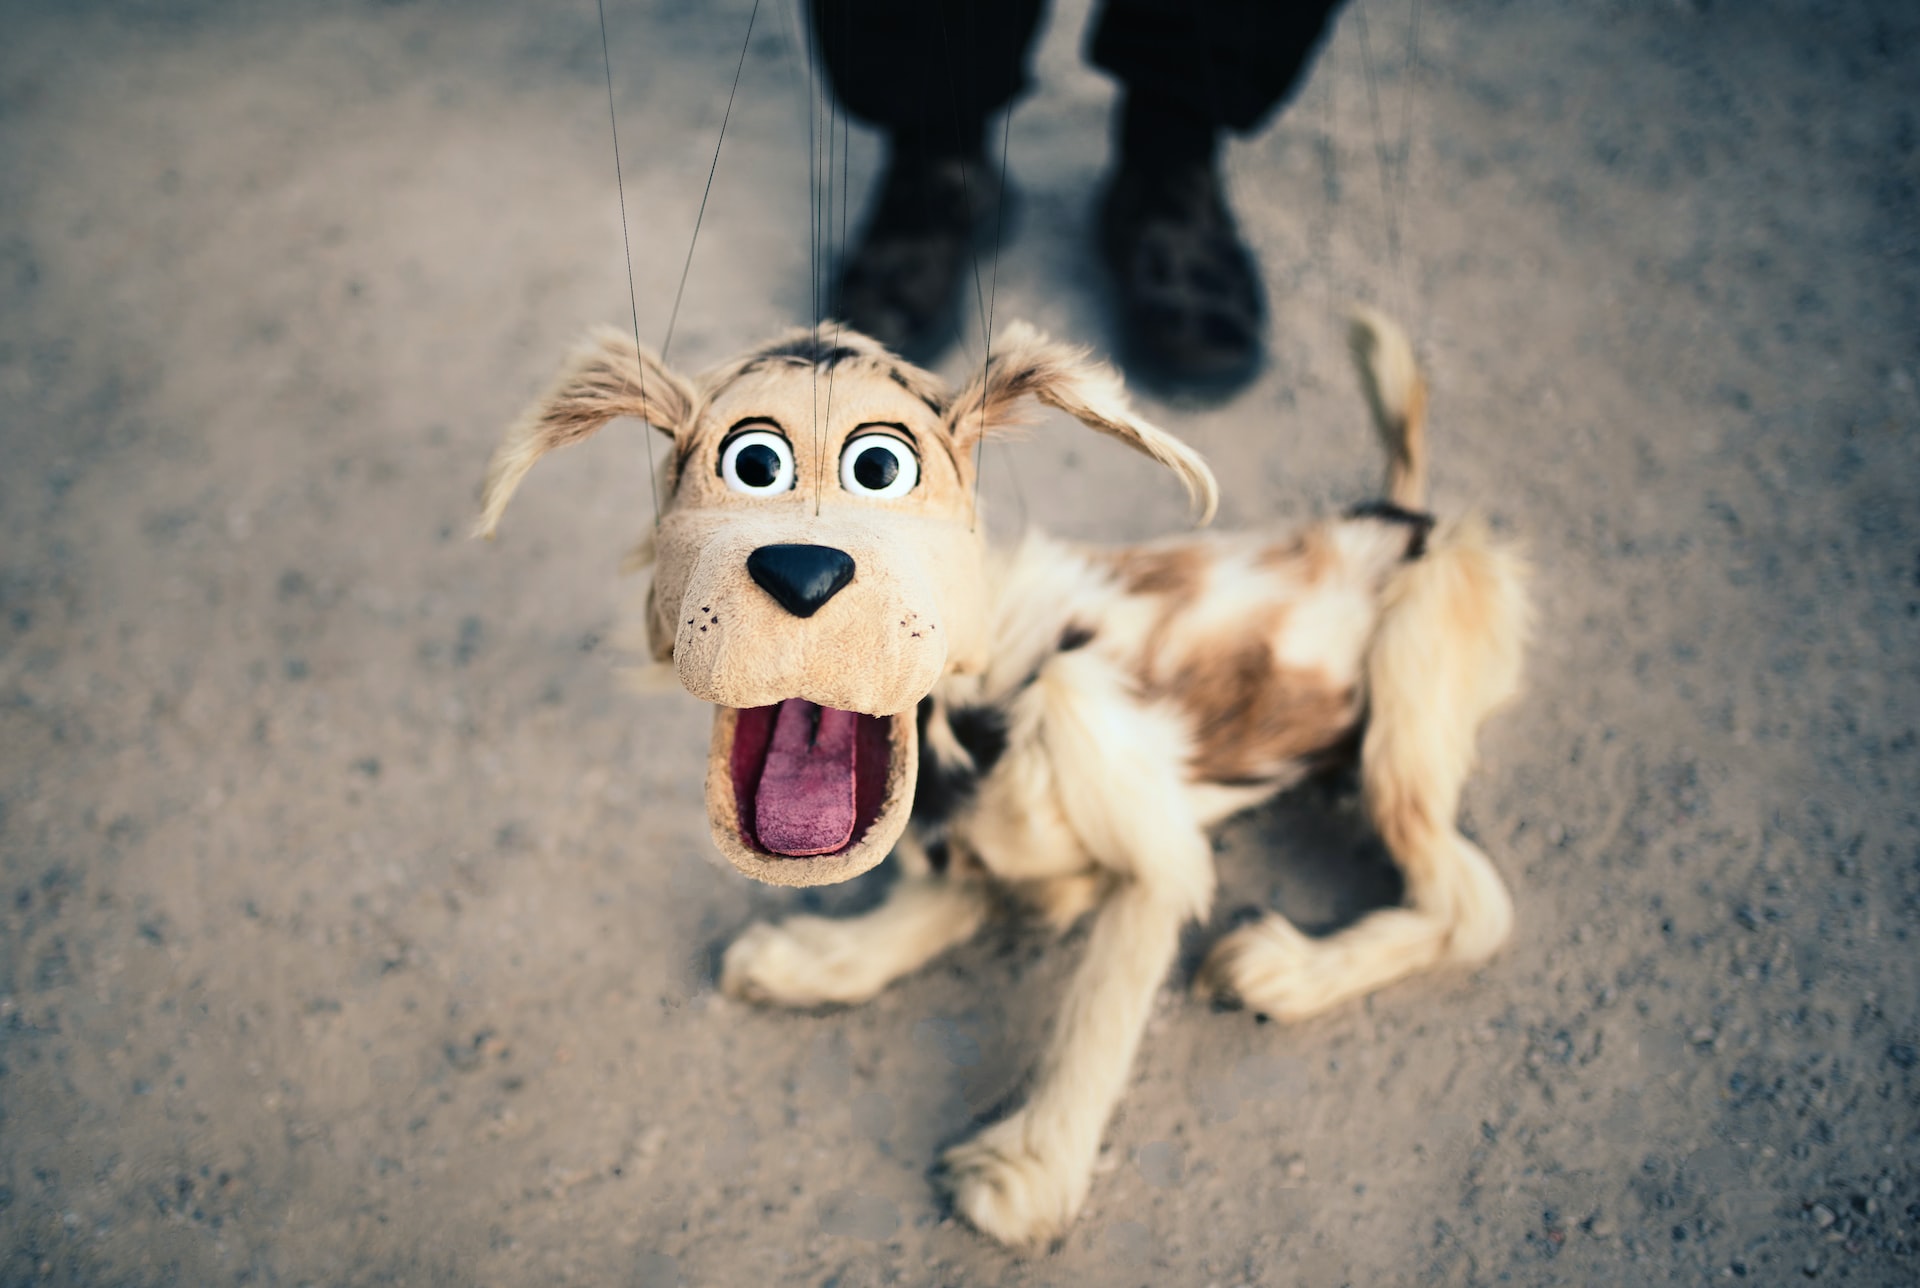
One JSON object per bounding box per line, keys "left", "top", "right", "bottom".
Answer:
{"left": 810, "top": 0, "right": 1049, "bottom": 159}
{"left": 1089, "top": 0, "right": 1346, "bottom": 163}
{"left": 1088, "top": 1, "right": 1344, "bottom": 386}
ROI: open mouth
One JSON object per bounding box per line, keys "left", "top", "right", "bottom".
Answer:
{"left": 731, "top": 699, "right": 891, "bottom": 856}
{"left": 705, "top": 700, "right": 918, "bottom": 886}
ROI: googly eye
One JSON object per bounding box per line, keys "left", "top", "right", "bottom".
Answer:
{"left": 838, "top": 433, "right": 918, "bottom": 500}
{"left": 719, "top": 429, "right": 795, "bottom": 495}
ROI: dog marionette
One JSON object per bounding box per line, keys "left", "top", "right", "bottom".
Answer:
{"left": 476, "top": 312, "right": 1528, "bottom": 1246}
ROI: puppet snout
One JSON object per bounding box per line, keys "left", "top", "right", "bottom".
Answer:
{"left": 668, "top": 513, "right": 952, "bottom": 716}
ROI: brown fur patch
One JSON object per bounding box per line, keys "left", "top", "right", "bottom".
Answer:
{"left": 1109, "top": 544, "right": 1211, "bottom": 680}
{"left": 1148, "top": 615, "right": 1359, "bottom": 785}
{"left": 1109, "top": 544, "right": 1209, "bottom": 601}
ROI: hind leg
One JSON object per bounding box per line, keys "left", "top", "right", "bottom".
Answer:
{"left": 1197, "top": 834, "right": 1511, "bottom": 1021}
{"left": 1200, "top": 526, "right": 1527, "bottom": 1020}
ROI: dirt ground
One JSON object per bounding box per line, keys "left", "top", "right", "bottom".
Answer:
{"left": 2, "top": 1, "right": 1916, "bottom": 1284}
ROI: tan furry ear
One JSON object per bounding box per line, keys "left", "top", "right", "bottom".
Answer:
{"left": 475, "top": 326, "right": 697, "bottom": 537}
{"left": 945, "top": 321, "right": 1219, "bottom": 525}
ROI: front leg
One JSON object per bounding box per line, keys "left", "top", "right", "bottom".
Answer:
{"left": 942, "top": 650, "right": 1213, "bottom": 1245}
{"left": 720, "top": 871, "right": 990, "bottom": 1008}
{"left": 941, "top": 880, "right": 1186, "bottom": 1246}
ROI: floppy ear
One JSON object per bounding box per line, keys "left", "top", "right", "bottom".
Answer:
{"left": 945, "top": 321, "right": 1219, "bottom": 524}
{"left": 475, "top": 326, "right": 697, "bottom": 537}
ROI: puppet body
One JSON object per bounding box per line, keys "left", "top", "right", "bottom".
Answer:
{"left": 480, "top": 313, "right": 1528, "bottom": 1247}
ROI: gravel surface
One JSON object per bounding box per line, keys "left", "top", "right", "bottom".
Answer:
{"left": 2, "top": 1, "right": 1916, "bottom": 1284}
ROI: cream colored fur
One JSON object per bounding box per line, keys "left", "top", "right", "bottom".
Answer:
{"left": 485, "top": 312, "right": 1528, "bottom": 1249}
{"left": 1195, "top": 520, "right": 1529, "bottom": 1019}
{"left": 720, "top": 875, "right": 991, "bottom": 1007}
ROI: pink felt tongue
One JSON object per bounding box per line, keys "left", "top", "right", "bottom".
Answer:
{"left": 753, "top": 699, "right": 859, "bottom": 856}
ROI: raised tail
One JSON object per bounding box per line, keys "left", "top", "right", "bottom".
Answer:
{"left": 1348, "top": 307, "right": 1428, "bottom": 510}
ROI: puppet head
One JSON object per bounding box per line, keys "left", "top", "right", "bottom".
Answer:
{"left": 477, "top": 323, "right": 1216, "bottom": 886}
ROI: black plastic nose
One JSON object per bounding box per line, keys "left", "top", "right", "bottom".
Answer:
{"left": 746, "top": 544, "right": 856, "bottom": 619}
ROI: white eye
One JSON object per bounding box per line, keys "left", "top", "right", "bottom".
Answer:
{"left": 838, "top": 433, "right": 918, "bottom": 499}
{"left": 719, "top": 429, "right": 795, "bottom": 495}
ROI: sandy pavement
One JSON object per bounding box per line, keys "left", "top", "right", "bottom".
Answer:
{"left": 2, "top": 1, "right": 1916, "bottom": 1283}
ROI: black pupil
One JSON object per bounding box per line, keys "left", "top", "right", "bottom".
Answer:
{"left": 735, "top": 442, "right": 780, "bottom": 488}
{"left": 853, "top": 444, "right": 899, "bottom": 491}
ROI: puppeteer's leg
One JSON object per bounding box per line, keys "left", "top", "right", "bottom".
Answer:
{"left": 1089, "top": 0, "right": 1344, "bottom": 135}
{"left": 720, "top": 847, "right": 990, "bottom": 1008}
{"left": 1198, "top": 524, "right": 1528, "bottom": 1020}
{"left": 1090, "top": 0, "right": 1345, "bottom": 384}
{"left": 810, "top": 0, "right": 1047, "bottom": 358}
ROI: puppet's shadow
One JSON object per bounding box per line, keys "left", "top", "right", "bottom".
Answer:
{"left": 774, "top": 769, "right": 1404, "bottom": 966}
{"left": 1198, "top": 771, "right": 1404, "bottom": 967}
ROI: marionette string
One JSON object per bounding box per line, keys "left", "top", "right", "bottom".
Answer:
{"left": 1353, "top": 0, "right": 1422, "bottom": 325}
{"left": 594, "top": 0, "right": 659, "bottom": 527}
{"left": 594, "top": 0, "right": 1421, "bottom": 532}
{"left": 595, "top": 0, "right": 762, "bottom": 528}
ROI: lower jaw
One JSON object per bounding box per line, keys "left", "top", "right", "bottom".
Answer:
{"left": 703, "top": 705, "right": 919, "bottom": 888}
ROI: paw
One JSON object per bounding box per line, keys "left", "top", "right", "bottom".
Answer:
{"left": 1196, "top": 914, "right": 1342, "bottom": 1022}
{"left": 940, "top": 1114, "right": 1090, "bottom": 1247}
{"left": 718, "top": 918, "right": 880, "bottom": 1008}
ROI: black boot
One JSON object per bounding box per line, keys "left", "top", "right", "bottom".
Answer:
{"left": 834, "top": 141, "right": 1005, "bottom": 363}
{"left": 1101, "top": 94, "right": 1264, "bottom": 392}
